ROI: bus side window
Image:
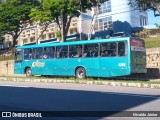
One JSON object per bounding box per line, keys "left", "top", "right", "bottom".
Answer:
{"left": 34, "top": 48, "right": 43, "bottom": 59}
{"left": 56, "top": 46, "right": 68, "bottom": 58}
{"left": 110, "top": 43, "right": 117, "bottom": 57}
{"left": 100, "top": 43, "right": 110, "bottom": 57}
{"left": 118, "top": 42, "right": 125, "bottom": 56}
{"left": 24, "top": 48, "right": 32, "bottom": 60}
{"left": 100, "top": 42, "right": 117, "bottom": 57}
{"left": 83, "top": 44, "right": 98, "bottom": 58}
{"left": 43, "top": 47, "right": 54, "bottom": 59}
{"left": 69, "top": 45, "right": 82, "bottom": 58}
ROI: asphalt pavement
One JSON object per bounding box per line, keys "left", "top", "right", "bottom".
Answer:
{"left": 0, "top": 81, "right": 159, "bottom": 120}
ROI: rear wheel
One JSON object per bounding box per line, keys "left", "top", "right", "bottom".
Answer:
{"left": 25, "top": 68, "right": 32, "bottom": 76}
{"left": 76, "top": 67, "right": 86, "bottom": 79}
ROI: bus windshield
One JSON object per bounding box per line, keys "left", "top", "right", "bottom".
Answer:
{"left": 15, "top": 49, "right": 23, "bottom": 62}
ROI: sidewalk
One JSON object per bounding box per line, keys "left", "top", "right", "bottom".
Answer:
{"left": 0, "top": 76, "right": 160, "bottom": 89}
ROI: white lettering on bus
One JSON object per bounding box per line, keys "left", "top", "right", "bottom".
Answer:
{"left": 118, "top": 63, "right": 126, "bottom": 67}
{"left": 32, "top": 61, "right": 45, "bottom": 67}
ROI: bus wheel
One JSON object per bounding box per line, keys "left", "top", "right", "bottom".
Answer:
{"left": 76, "top": 67, "right": 86, "bottom": 79}
{"left": 25, "top": 68, "right": 32, "bottom": 76}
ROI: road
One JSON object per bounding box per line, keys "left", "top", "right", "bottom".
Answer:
{"left": 0, "top": 81, "right": 159, "bottom": 120}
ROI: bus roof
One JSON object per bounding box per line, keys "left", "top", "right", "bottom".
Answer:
{"left": 17, "top": 37, "right": 131, "bottom": 49}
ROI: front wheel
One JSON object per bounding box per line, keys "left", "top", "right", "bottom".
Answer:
{"left": 25, "top": 68, "right": 32, "bottom": 76}
{"left": 76, "top": 67, "right": 86, "bottom": 79}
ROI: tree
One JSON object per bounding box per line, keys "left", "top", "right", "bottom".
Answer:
{"left": 30, "top": 0, "right": 108, "bottom": 42}
{"left": 0, "top": 33, "right": 5, "bottom": 44}
{"left": 129, "top": 0, "right": 160, "bottom": 16}
{"left": 0, "top": 0, "right": 40, "bottom": 49}
{"left": 135, "top": 29, "right": 151, "bottom": 38}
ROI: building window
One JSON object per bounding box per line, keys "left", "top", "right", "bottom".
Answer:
{"left": 41, "top": 34, "right": 46, "bottom": 40}
{"left": 49, "top": 33, "right": 55, "bottom": 39}
{"left": 94, "top": 17, "right": 112, "bottom": 31}
{"left": 94, "top": 1, "right": 111, "bottom": 14}
{"left": 30, "top": 37, "right": 35, "bottom": 43}
{"left": 23, "top": 39, "right": 28, "bottom": 44}
{"left": 140, "top": 15, "right": 147, "bottom": 26}
{"left": 70, "top": 28, "right": 77, "bottom": 35}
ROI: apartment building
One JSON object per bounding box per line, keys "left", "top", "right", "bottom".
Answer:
{"left": 3, "top": 18, "right": 78, "bottom": 48}
{"left": 80, "top": 0, "right": 148, "bottom": 37}
{"left": 2, "top": 0, "right": 148, "bottom": 48}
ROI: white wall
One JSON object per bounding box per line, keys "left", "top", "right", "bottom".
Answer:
{"left": 110, "top": 0, "right": 131, "bottom": 23}
{"left": 80, "top": 0, "right": 148, "bottom": 35}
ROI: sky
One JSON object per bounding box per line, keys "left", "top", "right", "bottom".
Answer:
{"left": 148, "top": 10, "right": 160, "bottom": 26}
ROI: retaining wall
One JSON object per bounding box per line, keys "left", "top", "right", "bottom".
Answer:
{"left": 0, "top": 60, "right": 14, "bottom": 76}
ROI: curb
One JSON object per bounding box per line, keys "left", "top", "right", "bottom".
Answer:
{"left": 0, "top": 77, "right": 160, "bottom": 89}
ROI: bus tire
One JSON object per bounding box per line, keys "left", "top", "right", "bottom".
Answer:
{"left": 25, "top": 67, "right": 32, "bottom": 76}
{"left": 76, "top": 67, "right": 86, "bottom": 79}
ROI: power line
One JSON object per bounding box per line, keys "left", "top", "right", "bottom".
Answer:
{"left": 77, "top": 9, "right": 143, "bottom": 22}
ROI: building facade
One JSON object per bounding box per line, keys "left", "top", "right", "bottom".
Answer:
{"left": 1, "top": 0, "right": 148, "bottom": 49}
{"left": 81, "top": 0, "right": 148, "bottom": 37}
{"left": 2, "top": 18, "right": 78, "bottom": 48}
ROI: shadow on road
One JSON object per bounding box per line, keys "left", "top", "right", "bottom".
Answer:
{"left": 0, "top": 86, "right": 159, "bottom": 119}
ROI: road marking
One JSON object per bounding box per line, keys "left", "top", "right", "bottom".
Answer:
{"left": 0, "top": 85, "right": 30, "bottom": 88}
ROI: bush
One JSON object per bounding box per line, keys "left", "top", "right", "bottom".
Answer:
{"left": 0, "top": 55, "right": 14, "bottom": 61}
{"left": 143, "top": 36, "right": 160, "bottom": 48}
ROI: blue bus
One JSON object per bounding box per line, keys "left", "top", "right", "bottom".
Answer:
{"left": 14, "top": 37, "right": 147, "bottom": 78}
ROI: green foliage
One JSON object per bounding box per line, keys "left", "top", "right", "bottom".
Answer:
{"left": 0, "top": 0, "right": 40, "bottom": 47}
{"left": 55, "top": 31, "right": 61, "bottom": 38}
{"left": 30, "top": 0, "right": 108, "bottom": 42}
{"left": 0, "top": 55, "right": 14, "bottom": 61}
{"left": 129, "top": 0, "right": 160, "bottom": 16}
{"left": 135, "top": 29, "right": 151, "bottom": 38}
{"left": 143, "top": 35, "right": 160, "bottom": 48}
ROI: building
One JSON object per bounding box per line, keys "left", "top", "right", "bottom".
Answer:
{"left": 1, "top": 0, "right": 148, "bottom": 49}
{"left": 80, "top": 0, "right": 148, "bottom": 37}
{"left": 3, "top": 18, "right": 78, "bottom": 48}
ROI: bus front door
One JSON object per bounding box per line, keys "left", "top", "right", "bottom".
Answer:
{"left": 14, "top": 50, "right": 23, "bottom": 74}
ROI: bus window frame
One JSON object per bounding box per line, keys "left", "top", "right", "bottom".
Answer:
{"left": 100, "top": 42, "right": 118, "bottom": 57}
{"left": 118, "top": 41, "right": 127, "bottom": 57}
{"left": 19, "top": 40, "right": 128, "bottom": 61}
{"left": 43, "top": 47, "right": 55, "bottom": 59}
{"left": 82, "top": 43, "right": 99, "bottom": 58}
{"left": 24, "top": 48, "right": 32, "bottom": 60}
{"left": 69, "top": 45, "right": 82, "bottom": 58}
{"left": 55, "top": 46, "right": 69, "bottom": 59}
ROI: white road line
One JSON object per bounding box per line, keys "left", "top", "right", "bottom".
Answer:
{"left": 0, "top": 85, "right": 30, "bottom": 88}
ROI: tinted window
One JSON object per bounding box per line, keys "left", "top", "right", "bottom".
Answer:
{"left": 100, "top": 42, "right": 117, "bottom": 57}
{"left": 69, "top": 45, "right": 82, "bottom": 58}
{"left": 32, "top": 48, "right": 43, "bottom": 59}
{"left": 118, "top": 42, "right": 126, "bottom": 56}
{"left": 24, "top": 48, "right": 32, "bottom": 60}
{"left": 56, "top": 46, "right": 68, "bottom": 58}
{"left": 83, "top": 44, "right": 98, "bottom": 58}
{"left": 43, "top": 47, "right": 55, "bottom": 59}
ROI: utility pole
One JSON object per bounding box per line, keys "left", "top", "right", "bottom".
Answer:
{"left": 88, "top": 0, "right": 100, "bottom": 40}
{"left": 61, "top": 10, "right": 65, "bottom": 42}
{"left": 80, "top": 0, "right": 82, "bottom": 40}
